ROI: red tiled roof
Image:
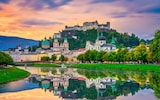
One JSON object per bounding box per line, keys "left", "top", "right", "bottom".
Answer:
{"left": 76, "top": 48, "right": 85, "bottom": 52}
{"left": 77, "top": 77, "right": 85, "bottom": 81}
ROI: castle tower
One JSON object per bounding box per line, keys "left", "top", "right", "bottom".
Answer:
{"left": 107, "top": 22, "right": 110, "bottom": 29}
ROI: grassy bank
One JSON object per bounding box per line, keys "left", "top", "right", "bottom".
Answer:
{"left": 71, "top": 64, "right": 160, "bottom": 72}
{"left": 32, "top": 63, "right": 59, "bottom": 67}
{"left": 0, "top": 67, "right": 30, "bottom": 84}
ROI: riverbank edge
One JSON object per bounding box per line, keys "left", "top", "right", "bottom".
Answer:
{"left": 32, "top": 63, "right": 60, "bottom": 67}
{"left": 71, "top": 64, "right": 160, "bottom": 72}
{"left": 0, "top": 66, "right": 30, "bottom": 84}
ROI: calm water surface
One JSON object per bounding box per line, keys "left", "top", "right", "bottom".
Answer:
{"left": 0, "top": 67, "right": 159, "bottom": 100}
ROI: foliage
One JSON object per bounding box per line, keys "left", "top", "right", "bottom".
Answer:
{"left": 0, "top": 52, "right": 13, "bottom": 66}
{"left": 59, "top": 55, "right": 65, "bottom": 62}
{"left": 149, "top": 30, "right": 160, "bottom": 63}
{"left": 41, "top": 56, "right": 50, "bottom": 62}
{"left": 39, "top": 29, "right": 145, "bottom": 50}
{"left": 72, "top": 64, "right": 160, "bottom": 72}
{"left": 135, "top": 42, "right": 148, "bottom": 63}
{"left": 51, "top": 54, "right": 57, "bottom": 61}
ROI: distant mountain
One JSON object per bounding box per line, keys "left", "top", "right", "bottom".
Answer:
{"left": 0, "top": 36, "right": 39, "bottom": 51}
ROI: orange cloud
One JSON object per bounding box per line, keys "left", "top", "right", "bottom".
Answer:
{"left": 0, "top": 0, "right": 159, "bottom": 40}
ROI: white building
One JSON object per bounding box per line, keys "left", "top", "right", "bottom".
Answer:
{"left": 85, "top": 32, "right": 116, "bottom": 52}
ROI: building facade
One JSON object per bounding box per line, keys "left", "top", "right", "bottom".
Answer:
{"left": 85, "top": 33, "right": 116, "bottom": 52}
{"left": 53, "top": 37, "right": 69, "bottom": 52}
{"left": 64, "top": 21, "right": 110, "bottom": 31}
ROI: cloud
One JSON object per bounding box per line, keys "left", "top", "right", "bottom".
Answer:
{"left": 92, "top": 0, "right": 117, "bottom": 3}
{"left": 22, "top": 19, "right": 63, "bottom": 26}
{"left": 137, "top": 6, "right": 160, "bottom": 14}
{"left": 91, "top": 0, "right": 134, "bottom": 3}
{"left": 0, "top": 0, "right": 10, "bottom": 4}
{"left": 0, "top": 7, "right": 3, "bottom": 10}
{"left": 110, "top": 12, "right": 129, "bottom": 18}
{"left": 18, "top": 0, "right": 72, "bottom": 10}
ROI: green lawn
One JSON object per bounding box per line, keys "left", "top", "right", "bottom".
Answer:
{"left": 0, "top": 67, "right": 30, "bottom": 84}
{"left": 71, "top": 63, "right": 160, "bottom": 72}
{"left": 32, "top": 63, "right": 59, "bottom": 67}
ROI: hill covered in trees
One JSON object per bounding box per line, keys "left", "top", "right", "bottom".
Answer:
{"left": 77, "top": 30, "right": 160, "bottom": 64}
{"left": 39, "top": 29, "right": 151, "bottom": 50}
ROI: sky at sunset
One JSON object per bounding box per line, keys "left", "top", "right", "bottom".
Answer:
{"left": 0, "top": 0, "right": 160, "bottom": 40}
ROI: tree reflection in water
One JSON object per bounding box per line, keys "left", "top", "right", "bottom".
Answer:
{"left": 34, "top": 68, "right": 159, "bottom": 99}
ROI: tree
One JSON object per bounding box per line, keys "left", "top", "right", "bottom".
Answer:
{"left": 65, "top": 57, "right": 68, "bottom": 61}
{"left": 41, "top": 56, "right": 49, "bottom": 62}
{"left": 96, "top": 51, "right": 105, "bottom": 62}
{"left": 59, "top": 55, "right": 65, "bottom": 62}
{"left": 0, "top": 52, "right": 13, "bottom": 67}
{"left": 116, "top": 48, "right": 128, "bottom": 63}
{"left": 107, "top": 52, "right": 116, "bottom": 63}
{"left": 51, "top": 54, "right": 57, "bottom": 61}
{"left": 149, "top": 30, "right": 160, "bottom": 63}
{"left": 84, "top": 50, "right": 90, "bottom": 62}
{"left": 77, "top": 54, "right": 85, "bottom": 62}
{"left": 89, "top": 50, "right": 98, "bottom": 62}
{"left": 102, "top": 52, "right": 109, "bottom": 62}
{"left": 135, "top": 42, "right": 147, "bottom": 63}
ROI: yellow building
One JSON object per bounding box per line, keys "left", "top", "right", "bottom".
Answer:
{"left": 20, "top": 53, "right": 48, "bottom": 62}
{"left": 21, "top": 53, "right": 38, "bottom": 62}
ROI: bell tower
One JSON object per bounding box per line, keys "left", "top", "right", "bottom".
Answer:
{"left": 63, "top": 37, "right": 69, "bottom": 51}
{"left": 53, "top": 37, "right": 59, "bottom": 48}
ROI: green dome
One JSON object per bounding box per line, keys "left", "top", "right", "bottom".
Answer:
{"left": 41, "top": 80, "right": 50, "bottom": 89}
{"left": 64, "top": 37, "right": 67, "bottom": 41}
{"left": 42, "top": 40, "right": 50, "bottom": 45}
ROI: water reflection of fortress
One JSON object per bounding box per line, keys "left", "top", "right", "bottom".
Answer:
{"left": 23, "top": 67, "right": 159, "bottom": 100}
{"left": 30, "top": 72, "right": 117, "bottom": 99}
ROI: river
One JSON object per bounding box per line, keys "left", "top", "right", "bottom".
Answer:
{"left": 0, "top": 67, "right": 159, "bottom": 100}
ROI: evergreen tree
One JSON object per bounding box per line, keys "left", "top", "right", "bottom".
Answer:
{"left": 59, "top": 55, "right": 65, "bottom": 62}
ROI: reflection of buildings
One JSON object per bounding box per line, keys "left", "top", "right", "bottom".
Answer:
{"left": 52, "top": 74, "right": 70, "bottom": 90}
{"left": 29, "top": 69, "right": 144, "bottom": 100}
{"left": 86, "top": 77, "right": 116, "bottom": 90}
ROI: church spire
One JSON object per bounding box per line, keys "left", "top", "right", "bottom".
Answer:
{"left": 100, "top": 32, "right": 103, "bottom": 37}
{"left": 97, "top": 32, "right": 100, "bottom": 39}
{"left": 111, "top": 35, "right": 115, "bottom": 45}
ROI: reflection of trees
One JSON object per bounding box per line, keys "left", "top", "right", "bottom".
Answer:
{"left": 51, "top": 69, "right": 57, "bottom": 75}
{"left": 41, "top": 68, "right": 50, "bottom": 72}
{"left": 77, "top": 69, "right": 160, "bottom": 99}
{"left": 59, "top": 69, "right": 65, "bottom": 74}
{"left": 68, "top": 79, "right": 97, "bottom": 99}
{"left": 77, "top": 69, "right": 105, "bottom": 79}
{"left": 31, "top": 68, "right": 160, "bottom": 99}
{"left": 40, "top": 68, "right": 57, "bottom": 75}
{"left": 149, "top": 73, "right": 160, "bottom": 98}
{"left": 67, "top": 79, "right": 141, "bottom": 99}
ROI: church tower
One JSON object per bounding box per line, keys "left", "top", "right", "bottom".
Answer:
{"left": 63, "top": 37, "right": 69, "bottom": 51}
{"left": 53, "top": 37, "right": 59, "bottom": 48}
